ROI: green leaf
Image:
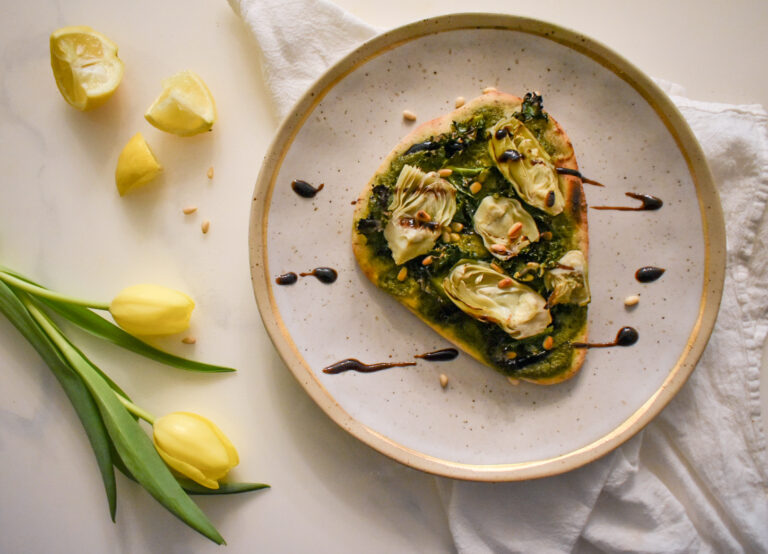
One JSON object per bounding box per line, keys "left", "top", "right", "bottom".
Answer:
{"left": 0, "top": 267, "right": 235, "bottom": 373}
{"left": 177, "top": 477, "right": 270, "bottom": 495}
{"left": 112, "top": 457, "right": 268, "bottom": 496}
{"left": 27, "top": 303, "right": 226, "bottom": 545}
{"left": 41, "top": 298, "right": 235, "bottom": 373}
{"left": 0, "top": 281, "right": 118, "bottom": 520}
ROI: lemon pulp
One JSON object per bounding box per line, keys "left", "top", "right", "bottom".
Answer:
{"left": 50, "top": 25, "right": 124, "bottom": 111}
{"left": 145, "top": 71, "right": 216, "bottom": 136}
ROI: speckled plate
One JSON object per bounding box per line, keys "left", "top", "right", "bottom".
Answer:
{"left": 248, "top": 14, "right": 724, "bottom": 481}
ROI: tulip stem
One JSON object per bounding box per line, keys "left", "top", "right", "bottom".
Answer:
{"left": 116, "top": 395, "right": 156, "bottom": 425}
{"left": 0, "top": 271, "right": 110, "bottom": 310}
{"left": 20, "top": 296, "right": 156, "bottom": 425}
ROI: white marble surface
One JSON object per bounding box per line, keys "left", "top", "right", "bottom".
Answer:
{"left": 0, "top": 1, "right": 765, "bottom": 552}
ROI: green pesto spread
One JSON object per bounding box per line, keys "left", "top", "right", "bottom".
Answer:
{"left": 355, "top": 98, "right": 587, "bottom": 380}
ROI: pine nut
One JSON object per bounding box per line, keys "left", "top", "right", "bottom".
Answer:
{"left": 506, "top": 351, "right": 517, "bottom": 359}
{"left": 182, "top": 206, "right": 198, "bottom": 215}
{"left": 498, "top": 277, "right": 514, "bottom": 289}
{"left": 490, "top": 244, "right": 507, "bottom": 253}
{"left": 624, "top": 295, "right": 640, "bottom": 307}
{"left": 439, "top": 374, "right": 449, "bottom": 388}
{"left": 455, "top": 96, "right": 466, "bottom": 108}
{"left": 442, "top": 230, "right": 452, "bottom": 242}
{"left": 490, "top": 262, "right": 504, "bottom": 273}
{"left": 451, "top": 222, "right": 464, "bottom": 232}
{"left": 507, "top": 376, "right": 520, "bottom": 386}
{"left": 482, "top": 86, "right": 498, "bottom": 94}
{"left": 469, "top": 181, "right": 482, "bottom": 194}
{"left": 206, "top": 166, "right": 214, "bottom": 179}
{"left": 438, "top": 168, "right": 453, "bottom": 177}
{"left": 543, "top": 336, "right": 554, "bottom": 350}
{"left": 541, "top": 231, "right": 553, "bottom": 240}
{"left": 402, "top": 109, "right": 417, "bottom": 121}
{"left": 450, "top": 232, "right": 461, "bottom": 243}
{"left": 397, "top": 267, "right": 408, "bottom": 281}
{"left": 508, "top": 222, "right": 523, "bottom": 239}
{"left": 422, "top": 256, "right": 434, "bottom": 266}
{"left": 201, "top": 220, "right": 211, "bottom": 234}
{"left": 182, "top": 336, "right": 197, "bottom": 344}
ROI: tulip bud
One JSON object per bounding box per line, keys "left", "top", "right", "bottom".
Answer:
{"left": 109, "top": 284, "right": 194, "bottom": 336}
{"left": 152, "top": 412, "right": 239, "bottom": 489}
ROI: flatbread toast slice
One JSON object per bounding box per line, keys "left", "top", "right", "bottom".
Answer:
{"left": 353, "top": 91, "right": 589, "bottom": 384}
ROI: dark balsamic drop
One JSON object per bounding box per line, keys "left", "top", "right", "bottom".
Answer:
{"left": 635, "top": 266, "right": 665, "bottom": 283}
{"left": 322, "top": 358, "right": 416, "bottom": 374}
{"left": 404, "top": 140, "right": 440, "bottom": 155}
{"left": 300, "top": 267, "right": 338, "bottom": 284}
{"left": 499, "top": 149, "right": 522, "bottom": 162}
{"left": 615, "top": 326, "right": 640, "bottom": 346}
{"left": 592, "top": 192, "right": 663, "bottom": 211}
{"left": 415, "top": 348, "right": 459, "bottom": 361}
{"left": 546, "top": 190, "right": 556, "bottom": 207}
{"left": 291, "top": 179, "right": 324, "bottom": 198}
{"left": 275, "top": 272, "right": 298, "bottom": 285}
{"left": 572, "top": 326, "right": 639, "bottom": 349}
{"left": 494, "top": 128, "right": 509, "bottom": 140}
{"left": 555, "top": 167, "right": 605, "bottom": 187}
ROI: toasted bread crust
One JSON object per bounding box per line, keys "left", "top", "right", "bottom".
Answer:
{"left": 353, "top": 92, "right": 588, "bottom": 385}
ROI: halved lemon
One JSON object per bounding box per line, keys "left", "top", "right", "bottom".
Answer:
{"left": 144, "top": 71, "right": 216, "bottom": 136}
{"left": 115, "top": 133, "right": 163, "bottom": 196}
{"left": 50, "top": 26, "right": 124, "bottom": 111}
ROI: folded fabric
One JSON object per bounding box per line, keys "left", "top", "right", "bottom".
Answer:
{"left": 227, "top": 0, "right": 379, "bottom": 119}
{"left": 228, "top": 1, "right": 768, "bottom": 551}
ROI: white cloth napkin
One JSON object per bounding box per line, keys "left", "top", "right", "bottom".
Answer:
{"left": 228, "top": 1, "right": 768, "bottom": 551}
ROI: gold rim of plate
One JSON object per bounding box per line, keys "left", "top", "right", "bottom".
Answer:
{"left": 248, "top": 13, "right": 726, "bottom": 481}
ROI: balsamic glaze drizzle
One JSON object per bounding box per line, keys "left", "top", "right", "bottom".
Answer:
{"left": 499, "top": 149, "right": 522, "bottom": 162}
{"left": 322, "top": 358, "right": 416, "bottom": 374}
{"left": 275, "top": 272, "right": 298, "bottom": 285}
{"left": 299, "top": 267, "right": 338, "bottom": 284}
{"left": 635, "top": 266, "right": 665, "bottom": 283}
{"left": 415, "top": 348, "right": 459, "bottom": 361}
{"left": 555, "top": 167, "right": 605, "bottom": 187}
{"left": 291, "top": 179, "right": 324, "bottom": 198}
{"left": 572, "top": 327, "right": 639, "bottom": 349}
{"left": 404, "top": 140, "right": 441, "bottom": 155}
{"left": 592, "top": 192, "right": 663, "bottom": 211}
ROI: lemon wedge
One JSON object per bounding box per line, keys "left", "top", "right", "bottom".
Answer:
{"left": 115, "top": 133, "right": 163, "bottom": 196}
{"left": 50, "top": 26, "right": 124, "bottom": 111}
{"left": 144, "top": 71, "right": 216, "bottom": 136}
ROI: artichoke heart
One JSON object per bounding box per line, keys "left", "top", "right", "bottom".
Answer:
{"left": 383, "top": 164, "right": 457, "bottom": 264}
{"left": 443, "top": 261, "right": 551, "bottom": 339}
{"left": 489, "top": 118, "right": 564, "bottom": 215}
{"left": 544, "top": 250, "right": 591, "bottom": 307}
{"left": 473, "top": 195, "right": 539, "bottom": 260}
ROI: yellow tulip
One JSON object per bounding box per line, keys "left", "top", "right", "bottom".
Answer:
{"left": 152, "top": 412, "right": 239, "bottom": 489}
{"left": 109, "top": 284, "right": 194, "bottom": 336}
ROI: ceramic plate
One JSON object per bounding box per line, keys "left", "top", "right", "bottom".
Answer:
{"left": 249, "top": 14, "right": 724, "bottom": 481}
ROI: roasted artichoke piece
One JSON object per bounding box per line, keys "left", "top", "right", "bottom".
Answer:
{"left": 383, "top": 164, "right": 457, "bottom": 264}
{"left": 443, "top": 261, "right": 551, "bottom": 339}
{"left": 544, "top": 250, "right": 591, "bottom": 307}
{"left": 488, "top": 118, "right": 564, "bottom": 215}
{"left": 472, "top": 195, "right": 539, "bottom": 260}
